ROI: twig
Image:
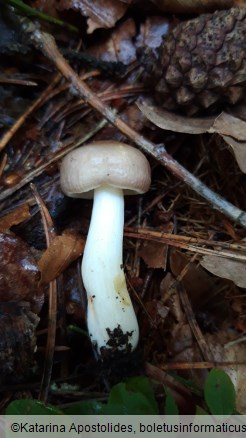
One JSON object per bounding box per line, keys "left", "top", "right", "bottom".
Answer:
{"left": 177, "top": 281, "right": 214, "bottom": 362}
{"left": 0, "top": 77, "right": 37, "bottom": 86}
{"left": 0, "top": 74, "right": 61, "bottom": 152}
{"left": 0, "top": 154, "right": 7, "bottom": 178}
{"left": 159, "top": 361, "right": 246, "bottom": 370}
{"left": 22, "top": 29, "right": 246, "bottom": 228}
{"left": 145, "top": 362, "right": 195, "bottom": 409}
{"left": 124, "top": 227, "right": 246, "bottom": 261}
{"left": 0, "top": 118, "right": 107, "bottom": 202}
{"left": 31, "top": 184, "right": 57, "bottom": 403}
{"left": 125, "top": 188, "right": 173, "bottom": 226}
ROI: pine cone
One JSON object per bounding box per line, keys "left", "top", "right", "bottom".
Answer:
{"left": 143, "top": 8, "right": 246, "bottom": 114}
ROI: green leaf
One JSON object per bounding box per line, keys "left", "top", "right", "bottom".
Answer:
{"left": 171, "top": 374, "right": 202, "bottom": 397}
{"left": 63, "top": 400, "right": 105, "bottom": 415}
{"left": 6, "top": 400, "right": 63, "bottom": 415}
{"left": 195, "top": 405, "right": 209, "bottom": 415}
{"left": 164, "top": 389, "right": 179, "bottom": 415}
{"left": 107, "top": 377, "right": 158, "bottom": 414}
{"left": 5, "top": 377, "right": 159, "bottom": 416}
{"left": 125, "top": 377, "right": 159, "bottom": 413}
{"left": 107, "top": 385, "right": 152, "bottom": 414}
{"left": 204, "top": 369, "right": 236, "bottom": 415}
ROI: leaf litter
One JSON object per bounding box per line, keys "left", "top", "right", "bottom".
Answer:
{"left": 138, "top": 100, "right": 246, "bottom": 173}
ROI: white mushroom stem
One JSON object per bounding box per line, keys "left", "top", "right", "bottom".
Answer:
{"left": 82, "top": 185, "right": 139, "bottom": 355}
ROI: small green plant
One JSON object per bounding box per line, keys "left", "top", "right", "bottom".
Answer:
{"left": 5, "top": 369, "right": 239, "bottom": 415}
{"left": 204, "top": 368, "right": 236, "bottom": 415}
{"left": 6, "top": 376, "right": 158, "bottom": 415}
{"left": 5, "top": 0, "right": 79, "bottom": 33}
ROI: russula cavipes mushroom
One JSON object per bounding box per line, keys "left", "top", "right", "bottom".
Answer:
{"left": 60, "top": 141, "right": 151, "bottom": 357}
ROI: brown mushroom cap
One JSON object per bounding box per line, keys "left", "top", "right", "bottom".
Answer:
{"left": 60, "top": 141, "right": 151, "bottom": 199}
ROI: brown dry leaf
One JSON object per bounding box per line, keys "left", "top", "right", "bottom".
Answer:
{"left": 235, "top": 0, "right": 246, "bottom": 7}
{"left": 38, "top": 231, "right": 85, "bottom": 283}
{"left": 138, "top": 240, "right": 168, "bottom": 269}
{"left": 137, "top": 100, "right": 215, "bottom": 134}
{"left": 149, "top": 0, "right": 234, "bottom": 13}
{"left": 138, "top": 223, "right": 173, "bottom": 269}
{"left": 201, "top": 254, "right": 246, "bottom": 288}
{"left": 0, "top": 204, "right": 31, "bottom": 232}
{"left": 138, "top": 101, "right": 246, "bottom": 140}
{"left": 222, "top": 135, "right": 246, "bottom": 173}
{"left": 138, "top": 101, "right": 246, "bottom": 172}
{"left": 57, "top": 0, "right": 129, "bottom": 33}
{"left": 0, "top": 302, "right": 40, "bottom": 383}
{"left": 30, "top": 0, "right": 58, "bottom": 18}
{"left": 0, "top": 232, "right": 42, "bottom": 304}
{"left": 144, "top": 299, "right": 169, "bottom": 326}
{"left": 89, "top": 19, "right": 136, "bottom": 64}
{"left": 170, "top": 250, "right": 217, "bottom": 309}
{"left": 213, "top": 112, "right": 246, "bottom": 141}
{"left": 121, "top": 104, "right": 147, "bottom": 132}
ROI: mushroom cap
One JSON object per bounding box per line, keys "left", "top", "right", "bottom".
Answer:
{"left": 60, "top": 141, "right": 151, "bottom": 198}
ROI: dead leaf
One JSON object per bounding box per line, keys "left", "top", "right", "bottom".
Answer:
{"left": 201, "top": 254, "right": 246, "bottom": 288}
{"left": 0, "top": 204, "right": 31, "bottom": 232}
{"left": 138, "top": 101, "right": 246, "bottom": 172}
{"left": 168, "top": 324, "right": 194, "bottom": 357}
{"left": 149, "top": 0, "right": 234, "bottom": 13}
{"left": 213, "top": 112, "right": 246, "bottom": 141}
{"left": 138, "top": 240, "right": 168, "bottom": 269}
{"left": 145, "top": 299, "right": 169, "bottom": 326}
{"left": 222, "top": 135, "right": 246, "bottom": 174}
{"left": 38, "top": 231, "right": 85, "bottom": 283}
{"left": 170, "top": 250, "right": 217, "bottom": 309}
{"left": 89, "top": 19, "right": 136, "bottom": 64}
{"left": 234, "top": 0, "right": 246, "bottom": 7}
{"left": 138, "top": 223, "right": 173, "bottom": 269}
{"left": 138, "top": 101, "right": 246, "bottom": 141}
{"left": 0, "top": 232, "right": 42, "bottom": 303}
{"left": 136, "top": 16, "right": 170, "bottom": 51}
{"left": 160, "top": 272, "right": 186, "bottom": 323}
{"left": 0, "top": 302, "right": 39, "bottom": 383}
{"left": 57, "top": 0, "right": 129, "bottom": 33}
{"left": 137, "top": 100, "right": 215, "bottom": 134}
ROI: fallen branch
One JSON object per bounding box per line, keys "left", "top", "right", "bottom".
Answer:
{"left": 14, "top": 20, "right": 246, "bottom": 228}
{"left": 31, "top": 184, "right": 57, "bottom": 403}
{"left": 124, "top": 227, "right": 246, "bottom": 261}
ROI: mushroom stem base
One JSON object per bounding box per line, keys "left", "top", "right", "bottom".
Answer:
{"left": 82, "top": 185, "right": 139, "bottom": 356}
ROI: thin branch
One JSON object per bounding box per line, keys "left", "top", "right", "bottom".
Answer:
{"left": 0, "top": 74, "right": 61, "bottom": 152}
{"left": 124, "top": 227, "right": 246, "bottom": 261}
{"left": 177, "top": 281, "right": 214, "bottom": 362}
{"left": 31, "top": 184, "right": 57, "bottom": 403}
{"left": 0, "top": 118, "right": 107, "bottom": 202}
{"left": 158, "top": 361, "right": 246, "bottom": 370}
{"left": 12, "top": 22, "right": 246, "bottom": 228}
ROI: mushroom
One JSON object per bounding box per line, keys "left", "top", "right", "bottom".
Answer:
{"left": 60, "top": 141, "right": 151, "bottom": 357}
